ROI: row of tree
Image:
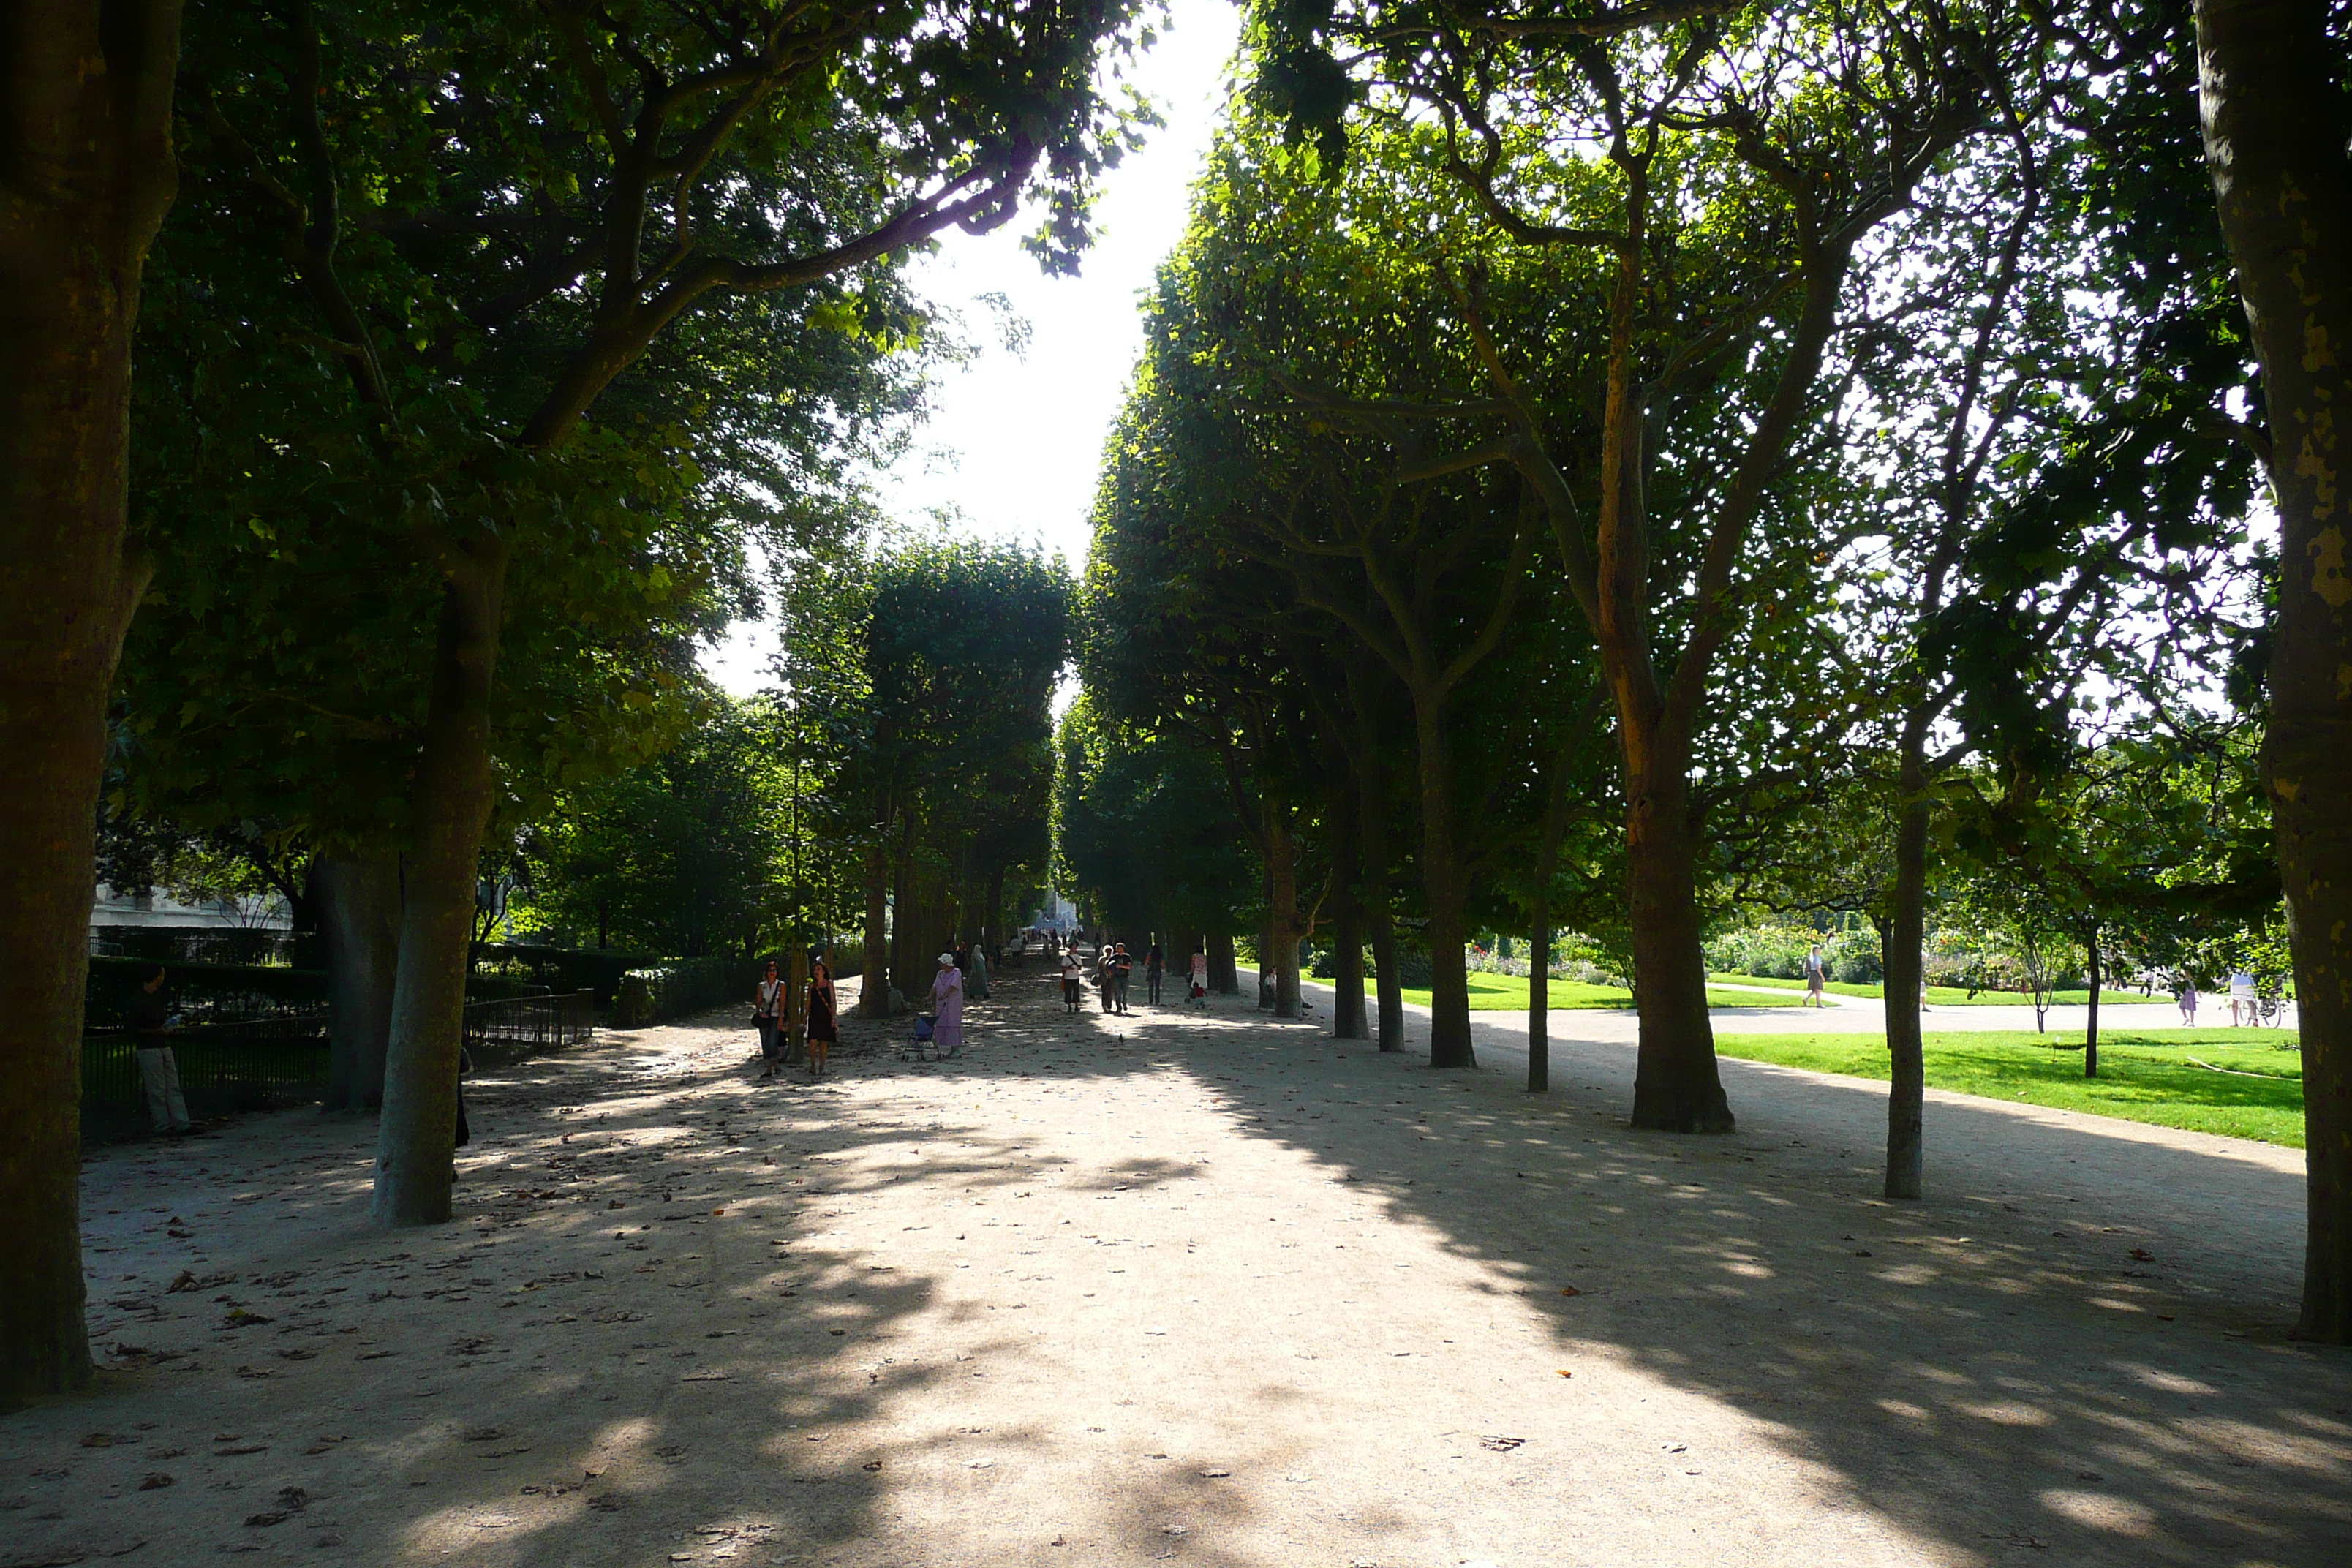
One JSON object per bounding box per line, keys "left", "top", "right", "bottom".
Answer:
{"left": 1054, "top": 0, "right": 2349, "bottom": 1343}
{"left": 2, "top": 0, "right": 1153, "bottom": 1401}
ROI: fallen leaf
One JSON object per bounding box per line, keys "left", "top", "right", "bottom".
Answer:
{"left": 1558, "top": 1286, "right": 1582, "bottom": 1297}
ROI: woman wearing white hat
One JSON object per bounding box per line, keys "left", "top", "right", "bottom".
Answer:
{"left": 932, "top": 952, "right": 965, "bottom": 1058}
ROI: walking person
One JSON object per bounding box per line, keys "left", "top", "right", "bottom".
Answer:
{"left": 932, "top": 954, "right": 966, "bottom": 1058}
{"left": 1060, "top": 947, "right": 1083, "bottom": 1013}
{"left": 127, "top": 966, "right": 193, "bottom": 1135}
{"left": 1096, "top": 946, "right": 1118, "bottom": 1013}
{"left": 806, "top": 958, "right": 839, "bottom": 1079}
{"left": 1146, "top": 942, "right": 1164, "bottom": 1005}
{"left": 2229, "top": 968, "right": 2258, "bottom": 1025}
{"left": 1802, "top": 946, "right": 1828, "bottom": 1007}
{"left": 2176, "top": 976, "right": 2199, "bottom": 1027}
{"left": 1110, "top": 944, "right": 1132, "bottom": 1014}
{"left": 1189, "top": 948, "right": 1209, "bottom": 1005}
{"left": 754, "top": 959, "right": 786, "bottom": 1080}
{"left": 967, "top": 941, "right": 990, "bottom": 1001}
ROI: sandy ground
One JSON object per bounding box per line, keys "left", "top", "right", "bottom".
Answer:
{"left": 8, "top": 961, "right": 2348, "bottom": 1568}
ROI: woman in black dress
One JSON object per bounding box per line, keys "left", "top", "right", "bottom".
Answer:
{"left": 806, "top": 959, "right": 839, "bottom": 1079}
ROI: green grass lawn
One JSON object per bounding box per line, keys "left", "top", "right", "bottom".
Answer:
{"left": 1397, "top": 972, "right": 1803, "bottom": 1012}
{"left": 1711, "top": 1028, "right": 2304, "bottom": 1147}
{"left": 1709, "top": 971, "right": 2109, "bottom": 1007}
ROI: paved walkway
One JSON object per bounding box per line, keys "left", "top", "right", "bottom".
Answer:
{"left": 10, "top": 962, "right": 2346, "bottom": 1567}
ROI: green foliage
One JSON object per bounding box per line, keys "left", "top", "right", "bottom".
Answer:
{"left": 508, "top": 696, "right": 802, "bottom": 958}
{"left": 1055, "top": 693, "right": 1256, "bottom": 939}
{"left": 612, "top": 958, "right": 763, "bottom": 1030}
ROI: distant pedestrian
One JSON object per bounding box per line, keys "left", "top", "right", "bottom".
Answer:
{"left": 1097, "top": 946, "right": 1117, "bottom": 1013}
{"left": 967, "top": 941, "right": 990, "bottom": 1001}
{"left": 2176, "top": 978, "right": 2198, "bottom": 1027}
{"left": 2229, "top": 969, "right": 2257, "bottom": 1025}
{"left": 1112, "top": 944, "right": 1134, "bottom": 1014}
{"left": 1060, "top": 949, "right": 1083, "bottom": 1013}
{"left": 1146, "top": 943, "right": 1164, "bottom": 1005}
{"left": 1802, "top": 946, "right": 1828, "bottom": 1007}
{"left": 932, "top": 954, "right": 966, "bottom": 1057}
{"left": 754, "top": 959, "right": 786, "bottom": 1080}
{"left": 1189, "top": 949, "right": 1209, "bottom": 1004}
{"left": 807, "top": 959, "right": 839, "bottom": 1079}
{"left": 127, "top": 967, "right": 193, "bottom": 1134}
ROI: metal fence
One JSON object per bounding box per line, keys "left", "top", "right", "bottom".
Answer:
{"left": 464, "top": 989, "right": 597, "bottom": 1063}
{"left": 83, "top": 1013, "right": 330, "bottom": 1138}
{"left": 83, "top": 990, "right": 596, "bottom": 1137}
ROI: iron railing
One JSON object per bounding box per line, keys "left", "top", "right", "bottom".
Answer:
{"left": 83, "top": 990, "right": 596, "bottom": 1136}
{"left": 83, "top": 1011, "right": 330, "bottom": 1137}
{"left": 464, "top": 989, "right": 597, "bottom": 1061}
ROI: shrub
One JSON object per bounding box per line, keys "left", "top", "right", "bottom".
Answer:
{"left": 612, "top": 958, "right": 761, "bottom": 1029}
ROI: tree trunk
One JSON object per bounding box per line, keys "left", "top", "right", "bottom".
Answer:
{"left": 1210, "top": 930, "right": 1238, "bottom": 995}
{"left": 889, "top": 815, "right": 916, "bottom": 1009}
{"left": 1365, "top": 884, "right": 1403, "bottom": 1055}
{"left": 1330, "top": 869, "right": 1367, "bottom": 1042}
{"left": 987, "top": 862, "right": 1007, "bottom": 955}
{"left": 2196, "top": 0, "right": 2352, "bottom": 1342}
{"left": 289, "top": 861, "right": 326, "bottom": 970}
{"left": 859, "top": 828, "right": 889, "bottom": 1017}
{"left": 1625, "top": 764, "right": 1732, "bottom": 1131}
{"left": 1527, "top": 908, "right": 1550, "bottom": 1093}
{"left": 0, "top": 0, "right": 184, "bottom": 1402}
{"left": 1267, "top": 801, "right": 1301, "bottom": 1019}
{"left": 318, "top": 853, "right": 402, "bottom": 1112}
{"left": 2084, "top": 927, "right": 2102, "bottom": 1080}
{"left": 1325, "top": 756, "right": 1368, "bottom": 1039}
{"left": 1258, "top": 861, "right": 1277, "bottom": 1011}
{"left": 1883, "top": 785, "right": 1931, "bottom": 1199}
{"left": 1414, "top": 710, "right": 1477, "bottom": 1069}
{"left": 1354, "top": 700, "right": 1406, "bottom": 1051}
{"left": 373, "top": 559, "right": 508, "bottom": 1226}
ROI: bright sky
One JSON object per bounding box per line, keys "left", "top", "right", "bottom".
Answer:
{"left": 698, "top": 0, "right": 1245, "bottom": 696}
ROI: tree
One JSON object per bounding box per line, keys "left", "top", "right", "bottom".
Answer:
{"left": 782, "top": 537, "right": 1069, "bottom": 1011}
{"left": 513, "top": 695, "right": 801, "bottom": 957}
{"left": 155, "top": 0, "right": 1151, "bottom": 1226}
{"left": 0, "top": 0, "right": 184, "bottom": 1402}
{"left": 2193, "top": 0, "right": 2352, "bottom": 1343}
{"left": 1254, "top": 0, "right": 2031, "bottom": 1128}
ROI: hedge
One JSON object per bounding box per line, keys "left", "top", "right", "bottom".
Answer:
{"left": 613, "top": 957, "right": 765, "bottom": 1029}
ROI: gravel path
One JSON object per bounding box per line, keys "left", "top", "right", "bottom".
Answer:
{"left": 9, "top": 962, "right": 2347, "bottom": 1567}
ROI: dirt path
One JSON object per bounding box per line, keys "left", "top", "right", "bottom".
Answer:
{"left": 9, "top": 962, "right": 2348, "bottom": 1567}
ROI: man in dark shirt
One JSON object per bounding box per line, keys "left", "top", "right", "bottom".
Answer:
{"left": 1145, "top": 943, "right": 1164, "bottom": 1006}
{"left": 128, "top": 968, "right": 192, "bottom": 1134}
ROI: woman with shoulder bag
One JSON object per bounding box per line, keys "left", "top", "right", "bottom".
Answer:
{"left": 754, "top": 960, "right": 785, "bottom": 1080}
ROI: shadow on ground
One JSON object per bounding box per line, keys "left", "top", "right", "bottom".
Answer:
{"left": 11, "top": 957, "right": 2347, "bottom": 1567}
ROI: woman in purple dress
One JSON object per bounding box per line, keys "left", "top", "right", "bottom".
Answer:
{"left": 931, "top": 952, "right": 965, "bottom": 1057}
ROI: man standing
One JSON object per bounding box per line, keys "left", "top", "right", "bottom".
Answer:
{"left": 127, "top": 968, "right": 193, "bottom": 1135}
{"left": 1146, "top": 942, "right": 1164, "bottom": 1006}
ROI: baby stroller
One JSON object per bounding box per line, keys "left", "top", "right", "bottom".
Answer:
{"left": 902, "top": 1014, "right": 936, "bottom": 1063}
